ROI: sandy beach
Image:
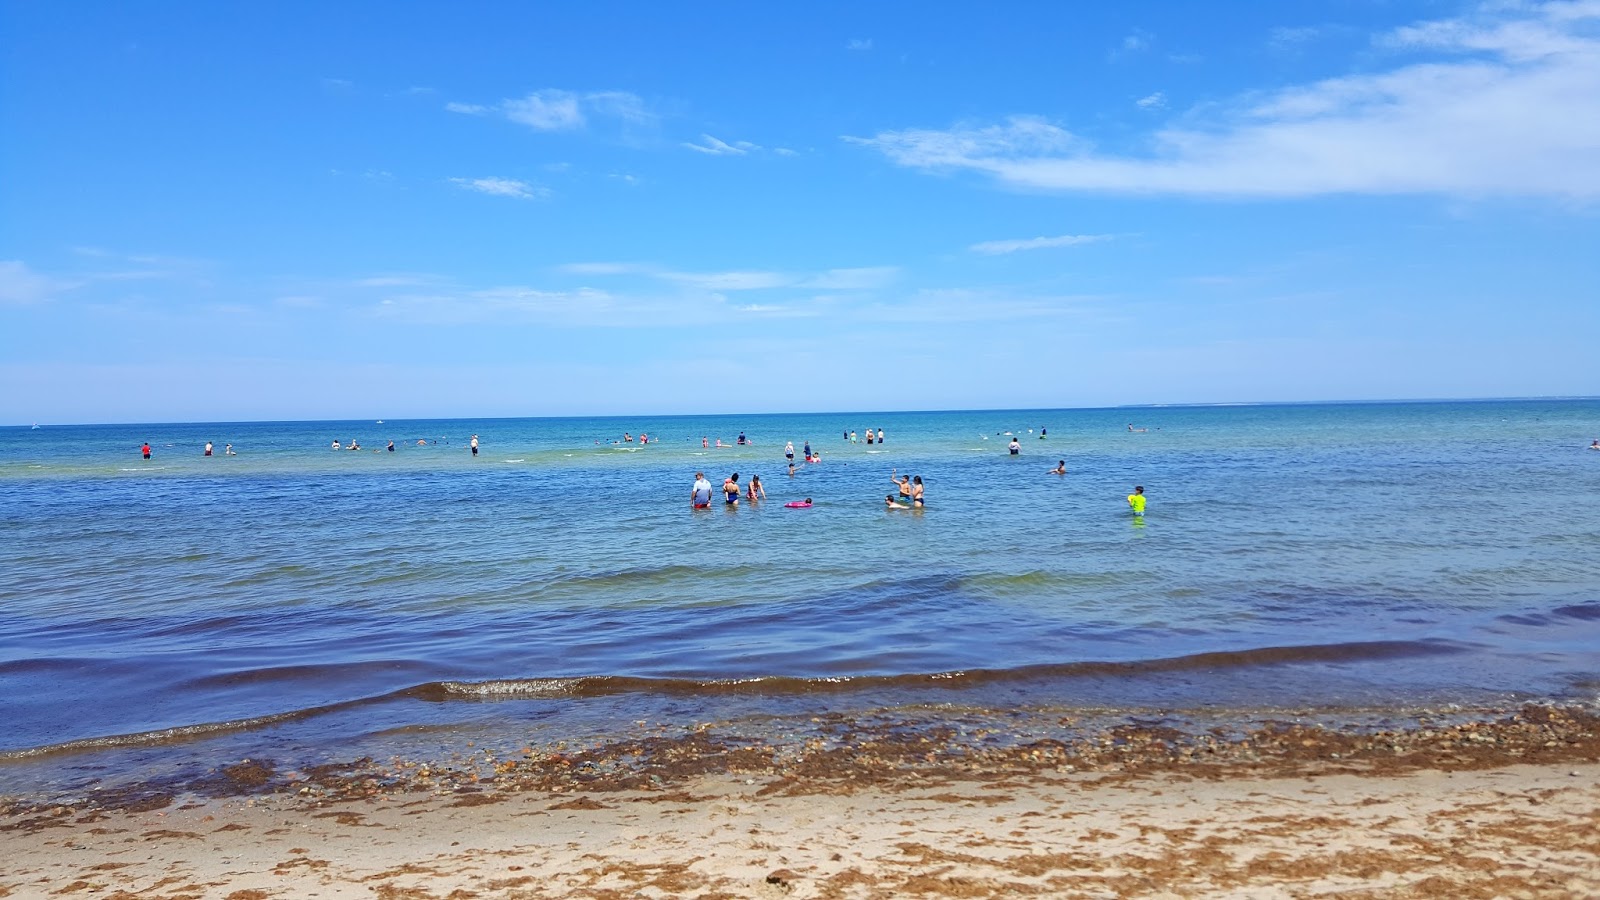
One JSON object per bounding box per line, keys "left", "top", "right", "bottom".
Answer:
{"left": 4, "top": 706, "right": 1598, "bottom": 898}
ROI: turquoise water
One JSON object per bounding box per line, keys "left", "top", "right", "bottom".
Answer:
{"left": 2, "top": 400, "right": 1598, "bottom": 795}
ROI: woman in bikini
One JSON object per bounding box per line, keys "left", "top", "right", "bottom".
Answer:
{"left": 746, "top": 475, "right": 766, "bottom": 501}
{"left": 912, "top": 475, "right": 924, "bottom": 508}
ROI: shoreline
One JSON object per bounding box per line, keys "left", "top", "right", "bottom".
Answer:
{"left": 4, "top": 705, "right": 1598, "bottom": 897}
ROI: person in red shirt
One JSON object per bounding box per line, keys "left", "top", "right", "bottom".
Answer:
{"left": 141, "top": 443, "right": 151, "bottom": 460}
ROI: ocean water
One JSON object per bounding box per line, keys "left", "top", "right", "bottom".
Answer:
{"left": 2, "top": 400, "right": 1598, "bottom": 797}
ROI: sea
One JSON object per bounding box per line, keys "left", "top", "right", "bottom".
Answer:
{"left": 2, "top": 400, "right": 1598, "bottom": 800}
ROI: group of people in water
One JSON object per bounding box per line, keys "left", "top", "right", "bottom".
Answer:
{"left": 691, "top": 466, "right": 924, "bottom": 511}
{"left": 139, "top": 441, "right": 236, "bottom": 459}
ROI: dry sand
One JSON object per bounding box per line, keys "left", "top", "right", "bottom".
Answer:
{"left": 4, "top": 707, "right": 1598, "bottom": 898}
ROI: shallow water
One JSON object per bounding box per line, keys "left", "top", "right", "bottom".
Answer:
{"left": 2, "top": 400, "right": 1598, "bottom": 796}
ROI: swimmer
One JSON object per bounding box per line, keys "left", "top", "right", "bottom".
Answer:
{"left": 737, "top": 431, "right": 747, "bottom": 445}
{"left": 204, "top": 441, "right": 213, "bottom": 457}
{"left": 1048, "top": 460, "right": 1065, "bottom": 475}
{"left": 886, "top": 494, "right": 910, "bottom": 509}
{"left": 417, "top": 439, "right": 427, "bottom": 446}
{"left": 746, "top": 474, "right": 766, "bottom": 501}
{"left": 891, "top": 468, "right": 912, "bottom": 503}
{"left": 691, "top": 471, "right": 713, "bottom": 508}
{"left": 723, "top": 473, "right": 740, "bottom": 505}
{"left": 788, "top": 462, "right": 797, "bottom": 477}
{"left": 332, "top": 439, "right": 341, "bottom": 451}
{"left": 785, "top": 498, "right": 813, "bottom": 508}
{"left": 1128, "top": 485, "right": 1146, "bottom": 516}
{"left": 225, "top": 443, "right": 236, "bottom": 456}
{"left": 1008, "top": 437, "right": 1021, "bottom": 455}
{"left": 912, "top": 475, "right": 924, "bottom": 508}
{"left": 703, "top": 436, "right": 709, "bottom": 448}
{"left": 1040, "top": 427, "right": 1047, "bottom": 438}
{"left": 1591, "top": 440, "right": 1600, "bottom": 450}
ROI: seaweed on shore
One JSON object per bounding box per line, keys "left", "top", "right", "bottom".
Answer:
{"left": 3, "top": 703, "right": 1598, "bottom": 831}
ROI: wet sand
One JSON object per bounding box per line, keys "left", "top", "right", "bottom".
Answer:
{"left": 4, "top": 706, "right": 1598, "bottom": 898}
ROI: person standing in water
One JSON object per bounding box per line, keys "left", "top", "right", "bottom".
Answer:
{"left": 912, "top": 475, "right": 924, "bottom": 508}
{"left": 785, "top": 441, "right": 795, "bottom": 463}
{"left": 691, "top": 472, "right": 713, "bottom": 508}
{"left": 470, "top": 434, "right": 479, "bottom": 457}
{"left": 746, "top": 475, "right": 766, "bottom": 501}
{"left": 1128, "top": 485, "right": 1146, "bottom": 516}
{"left": 204, "top": 441, "right": 213, "bottom": 457}
{"left": 876, "top": 428, "right": 884, "bottom": 444}
{"left": 1048, "top": 460, "right": 1065, "bottom": 475}
{"left": 225, "top": 443, "right": 236, "bottom": 456}
{"left": 891, "top": 469, "right": 912, "bottom": 503}
{"left": 141, "top": 442, "right": 151, "bottom": 460}
{"left": 723, "top": 473, "right": 741, "bottom": 505}
{"left": 1008, "top": 437, "right": 1021, "bottom": 455}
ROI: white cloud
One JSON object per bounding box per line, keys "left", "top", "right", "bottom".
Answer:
{"left": 848, "top": 2, "right": 1600, "bottom": 199}
{"left": 0, "top": 260, "right": 74, "bottom": 304}
{"left": 659, "top": 270, "right": 792, "bottom": 291}
{"left": 969, "top": 234, "right": 1114, "bottom": 255}
{"left": 449, "top": 177, "right": 548, "bottom": 200}
{"left": 1269, "top": 25, "right": 1326, "bottom": 53}
{"left": 684, "top": 134, "right": 758, "bottom": 155}
{"left": 559, "top": 262, "right": 652, "bottom": 276}
{"left": 1136, "top": 91, "right": 1167, "bottom": 109}
{"left": 504, "top": 90, "right": 585, "bottom": 130}
{"left": 802, "top": 267, "right": 900, "bottom": 290}
{"left": 847, "top": 38, "right": 873, "bottom": 51}
{"left": 452, "top": 89, "right": 654, "bottom": 134}
{"left": 355, "top": 275, "right": 437, "bottom": 288}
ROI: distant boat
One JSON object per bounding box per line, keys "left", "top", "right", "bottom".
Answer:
{"left": 31, "top": 423, "right": 40, "bottom": 429}
{"left": 376, "top": 419, "right": 384, "bottom": 424}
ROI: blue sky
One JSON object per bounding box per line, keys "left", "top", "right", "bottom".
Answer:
{"left": 2, "top": 1, "right": 1597, "bottom": 424}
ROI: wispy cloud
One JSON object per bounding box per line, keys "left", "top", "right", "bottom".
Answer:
{"left": 355, "top": 274, "right": 439, "bottom": 288}
{"left": 658, "top": 270, "right": 792, "bottom": 291}
{"left": 1135, "top": 91, "right": 1167, "bottom": 110}
{"left": 1111, "top": 29, "right": 1155, "bottom": 60}
{"left": 683, "top": 134, "right": 758, "bottom": 155}
{"left": 504, "top": 90, "right": 585, "bottom": 130}
{"left": 1269, "top": 25, "right": 1326, "bottom": 51}
{"left": 802, "top": 267, "right": 900, "bottom": 290}
{"left": 560, "top": 262, "right": 899, "bottom": 293}
{"left": 450, "top": 89, "right": 655, "bottom": 135}
{"left": 849, "top": 3, "right": 1600, "bottom": 199}
{"left": 847, "top": 38, "right": 873, "bottom": 51}
{"left": 969, "top": 234, "right": 1114, "bottom": 255}
{"left": 449, "top": 177, "right": 548, "bottom": 200}
{"left": 0, "top": 260, "right": 75, "bottom": 305}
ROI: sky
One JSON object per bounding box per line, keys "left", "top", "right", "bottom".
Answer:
{"left": 2, "top": 1, "right": 1597, "bottom": 424}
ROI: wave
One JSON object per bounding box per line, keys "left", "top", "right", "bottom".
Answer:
{"left": 0, "top": 639, "right": 1463, "bottom": 760}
